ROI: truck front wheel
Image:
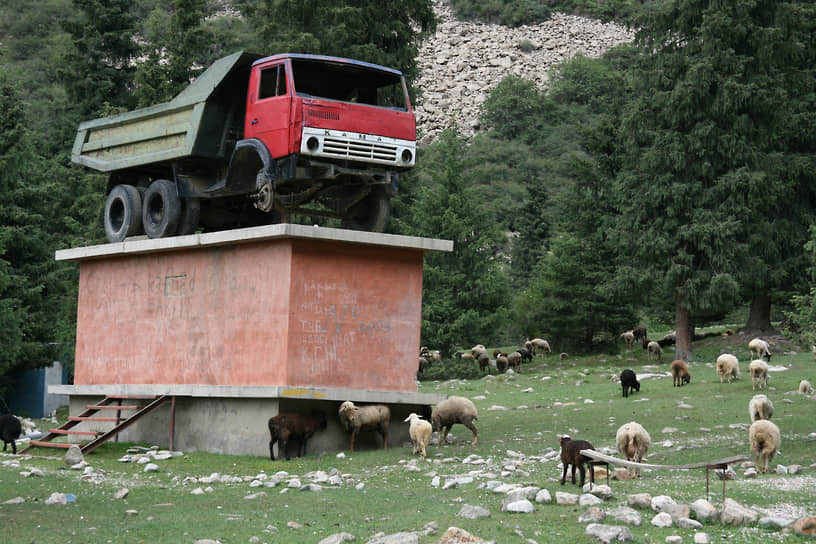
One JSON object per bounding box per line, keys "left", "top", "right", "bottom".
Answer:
{"left": 142, "top": 179, "right": 181, "bottom": 238}
{"left": 341, "top": 185, "right": 390, "bottom": 232}
{"left": 104, "top": 184, "right": 143, "bottom": 243}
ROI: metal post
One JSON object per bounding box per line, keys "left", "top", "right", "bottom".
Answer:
{"left": 169, "top": 396, "right": 176, "bottom": 451}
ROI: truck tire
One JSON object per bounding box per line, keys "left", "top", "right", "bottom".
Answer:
{"left": 341, "top": 185, "right": 390, "bottom": 232}
{"left": 142, "top": 179, "right": 181, "bottom": 239}
{"left": 104, "top": 184, "right": 143, "bottom": 243}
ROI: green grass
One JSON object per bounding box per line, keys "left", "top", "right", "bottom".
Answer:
{"left": 2, "top": 337, "right": 814, "bottom": 543}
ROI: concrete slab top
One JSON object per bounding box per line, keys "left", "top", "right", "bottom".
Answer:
{"left": 55, "top": 224, "right": 453, "bottom": 262}
{"left": 50, "top": 384, "right": 446, "bottom": 406}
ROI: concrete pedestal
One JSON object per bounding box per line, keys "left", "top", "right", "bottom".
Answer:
{"left": 52, "top": 224, "right": 451, "bottom": 457}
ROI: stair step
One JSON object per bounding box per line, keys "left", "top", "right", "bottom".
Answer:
{"left": 49, "top": 429, "right": 100, "bottom": 436}
{"left": 104, "top": 395, "right": 158, "bottom": 400}
{"left": 28, "top": 441, "right": 73, "bottom": 449}
{"left": 69, "top": 416, "right": 120, "bottom": 422}
{"left": 86, "top": 404, "right": 142, "bottom": 410}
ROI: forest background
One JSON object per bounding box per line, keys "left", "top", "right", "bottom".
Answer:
{"left": 0, "top": 0, "right": 815, "bottom": 394}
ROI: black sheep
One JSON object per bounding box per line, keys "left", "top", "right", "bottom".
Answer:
{"left": 268, "top": 411, "right": 327, "bottom": 461}
{"left": 620, "top": 369, "right": 640, "bottom": 398}
{"left": 0, "top": 414, "right": 22, "bottom": 454}
{"left": 516, "top": 347, "right": 532, "bottom": 364}
{"left": 559, "top": 435, "right": 595, "bottom": 487}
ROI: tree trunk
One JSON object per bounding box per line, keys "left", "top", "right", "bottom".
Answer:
{"left": 742, "top": 294, "right": 776, "bottom": 334}
{"left": 675, "top": 295, "right": 694, "bottom": 361}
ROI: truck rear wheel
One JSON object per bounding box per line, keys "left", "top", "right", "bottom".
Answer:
{"left": 142, "top": 179, "right": 181, "bottom": 239}
{"left": 341, "top": 185, "right": 390, "bottom": 232}
{"left": 104, "top": 184, "right": 142, "bottom": 243}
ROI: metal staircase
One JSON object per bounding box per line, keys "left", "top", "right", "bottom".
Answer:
{"left": 21, "top": 395, "right": 170, "bottom": 455}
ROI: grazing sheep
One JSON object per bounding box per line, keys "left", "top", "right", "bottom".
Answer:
{"left": 669, "top": 359, "right": 691, "bottom": 386}
{"left": 418, "top": 356, "right": 431, "bottom": 374}
{"left": 748, "top": 338, "right": 772, "bottom": 361}
{"left": 404, "top": 413, "right": 432, "bottom": 458}
{"left": 267, "top": 411, "right": 327, "bottom": 461}
{"left": 559, "top": 352, "right": 568, "bottom": 360}
{"left": 476, "top": 352, "right": 490, "bottom": 373}
{"left": 337, "top": 401, "right": 390, "bottom": 452}
{"left": 749, "top": 419, "right": 780, "bottom": 473}
{"left": 559, "top": 435, "right": 595, "bottom": 487}
{"left": 620, "top": 330, "right": 635, "bottom": 349}
{"left": 646, "top": 341, "right": 663, "bottom": 362}
{"left": 506, "top": 351, "right": 522, "bottom": 373}
{"left": 496, "top": 352, "right": 509, "bottom": 373}
{"left": 619, "top": 369, "right": 640, "bottom": 398}
{"left": 528, "top": 338, "right": 552, "bottom": 356}
{"left": 749, "top": 359, "right": 769, "bottom": 390}
{"left": 799, "top": 380, "right": 814, "bottom": 394}
{"left": 749, "top": 394, "right": 774, "bottom": 422}
{"left": 632, "top": 327, "right": 648, "bottom": 347}
{"left": 716, "top": 354, "right": 740, "bottom": 383}
{"left": 0, "top": 414, "right": 22, "bottom": 454}
{"left": 516, "top": 346, "right": 532, "bottom": 364}
{"left": 615, "top": 422, "right": 651, "bottom": 477}
{"left": 471, "top": 344, "right": 487, "bottom": 358}
{"left": 431, "top": 396, "right": 478, "bottom": 445}
{"left": 460, "top": 353, "right": 475, "bottom": 363}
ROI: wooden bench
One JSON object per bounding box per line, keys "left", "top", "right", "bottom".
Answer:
{"left": 581, "top": 449, "right": 749, "bottom": 502}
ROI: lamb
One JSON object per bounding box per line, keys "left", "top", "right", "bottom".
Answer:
{"left": 506, "top": 351, "right": 522, "bottom": 373}
{"left": 748, "top": 394, "right": 774, "bottom": 422}
{"left": 337, "top": 401, "right": 390, "bottom": 452}
{"left": 0, "top": 413, "right": 22, "bottom": 454}
{"left": 646, "top": 341, "right": 663, "bottom": 362}
{"left": 669, "top": 359, "right": 691, "bottom": 386}
{"left": 527, "top": 338, "right": 552, "bottom": 356}
{"left": 431, "top": 396, "right": 478, "bottom": 445}
{"left": 749, "top": 419, "right": 780, "bottom": 473}
{"left": 749, "top": 359, "right": 769, "bottom": 390}
{"left": 620, "top": 330, "right": 635, "bottom": 349}
{"left": 404, "top": 413, "right": 432, "bottom": 458}
{"left": 615, "top": 421, "right": 651, "bottom": 477}
{"left": 716, "top": 353, "right": 740, "bottom": 383}
{"left": 799, "top": 380, "right": 814, "bottom": 394}
{"left": 267, "top": 411, "right": 327, "bottom": 460}
{"left": 559, "top": 435, "right": 596, "bottom": 487}
{"left": 748, "top": 338, "right": 772, "bottom": 361}
{"left": 619, "top": 369, "right": 640, "bottom": 397}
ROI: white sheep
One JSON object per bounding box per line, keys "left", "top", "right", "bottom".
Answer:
{"left": 748, "top": 359, "right": 769, "bottom": 390}
{"left": 620, "top": 330, "right": 635, "bottom": 349}
{"left": 404, "top": 413, "right": 432, "bottom": 458}
{"left": 716, "top": 354, "right": 740, "bottom": 383}
{"left": 749, "top": 394, "right": 774, "bottom": 422}
{"left": 527, "top": 338, "right": 552, "bottom": 356}
{"left": 748, "top": 337, "right": 772, "bottom": 361}
{"left": 337, "top": 401, "right": 390, "bottom": 452}
{"left": 615, "top": 421, "right": 651, "bottom": 477}
{"left": 646, "top": 341, "right": 663, "bottom": 362}
{"left": 749, "top": 419, "right": 780, "bottom": 473}
{"left": 799, "top": 380, "right": 814, "bottom": 394}
{"left": 431, "top": 395, "right": 478, "bottom": 445}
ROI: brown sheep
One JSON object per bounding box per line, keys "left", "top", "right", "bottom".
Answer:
{"left": 431, "top": 396, "right": 478, "bottom": 445}
{"left": 337, "top": 401, "right": 390, "bottom": 452}
{"left": 267, "top": 411, "right": 327, "bottom": 460}
{"left": 559, "top": 435, "right": 595, "bottom": 487}
{"left": 669, "top": 359, "right": 691, "bottom": 386}
{"left": 749, "top": 419, "right": 780, "bottom": 473}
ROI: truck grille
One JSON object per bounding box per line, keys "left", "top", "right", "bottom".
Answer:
{"left": 322, "top": 137, "right": 398, "bottom": 162}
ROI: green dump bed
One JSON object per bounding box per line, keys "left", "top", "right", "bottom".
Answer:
{"left": 72, "top": 51, "right": 262, "bottom": 173}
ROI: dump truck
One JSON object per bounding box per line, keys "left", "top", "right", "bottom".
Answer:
{"left": 72, "top": 51, "right": 417, "bottom": 242}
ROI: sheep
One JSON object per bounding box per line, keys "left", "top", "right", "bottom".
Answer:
{"left": 460, "top": 353, "right": 475, "bottom": 363}
{"left": 404, "top": 413, "right": 432, "bottom": 458}
{"left": 0, "top": 414, "right": 22, "bottom": 454}
{"left": 516, "top": 347, "right": 532, "bottom": 364}
{"left": 431, "top": 396, "right": 478, "bottom": 445}
{"left": 749, "top": 359, "right": 769, "bottom": 390}
{"left": 337, "top": 401, "right": 390, "bottom": 452}
{"left": 528, "top": 338, "right": 552, "bottom": 356}
{"left": 615, "top": 421, "right": 651, "bottom": 477}
{"left": 669, "top": 359, "right": 691, "bottom": 386}
{"left": 620, "top": 330, "right": 635, "bottom": 349}
{"left": 716, "top": 353, "right": 740, "bottom": 383}
{"left": 506, "top": 351, "right": 522, "bottom": 373}
{"left": 267, "top": 411, "right": 327, "bottom": 461}
{"left": 748, "top": 338, "right": 772, "bottom": 361}
{"left": 476, "top": 352, "right": 490, "bottom": 373}
{"left": 471, "top": 344, "right": 487, "bottom": 358}
{"left": 646, "top": 341, "right": 663, "bottom": 362}
{"left": 496, "top": 352, "right": 509, "bottom": 373}
{"left": 632, "top": 326, "right": 648, "bottom": 347}
{"left": 749, "top": 419, "right": 781, "bottom": 473}
{"left": 559, "top": 435, "right": 596, "bottom": 487}
{"left": 799, "top": 380, "right": 814, "bottom": 394}
{"left": 619, "top": 369, "right": 640, "bottom": 397}
{"left": 418, "top": 356, "right": 430, "bottom": 374}
{"left": 749, "top": 394, "right": 774, "bottom": 422}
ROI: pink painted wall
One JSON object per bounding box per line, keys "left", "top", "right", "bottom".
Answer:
{"left": 73, "top": 238, "right": 423, "bottom": 391}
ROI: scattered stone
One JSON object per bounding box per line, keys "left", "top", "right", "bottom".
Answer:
{"left": 606, "top": 506, "right": 641, "bottom": 526}
{"left": 792, "top": 516, "right": 816, "bottom": 536}
{"left": 579, "top": 507, "right": 606, "bottom": 523}
{"left": 689, "top": 499, "right": 718, "bottom": 522}
{"left": 580, "top": 493, "right": 604, "bottom": 506}
{"left": 556, "top": 491, "right": 579, "bottom": 505}
{"left": 458, "top": 504, "right": 490, "bottom": 519}
{"left": 143, "top": 463, "right": 159, "bottom": 473}
{"left": 714, "top": 467, "right": 736, "bottom": 480}
{"left": 45, "top": 493, "right": 68, "bottom": 505}
{"left": 651, "top": 512, "right": 673, "bottom": 528}
{"left": 535, "top": 489, "right": 552, "bottom": 503}
{"left": 627, "top": 493, "right": 652, "bottom": 509}
{"left": 64, "top": 445, "right": 83, "bottom": 467}
{"left": 113, "top": 488, "right": 129, "bottom": 500}
{"left": 666, "top": 537, "right": 682, "bottom": 544}
{"left": 585, "top": 523, "right": 634, "bottom": 544}
{"left": 3, "top": 497, "right": 25, "bottom": 504}
{"left": 612, "top": 468, "right": 631, "bottom": 481}
{"left": 125, "top": 509, "right": 138, "bottom": 516}
{"left": 693, "top": 534, "right": 709, "bottom": 544}
{"left": 442, "top": 478, "right": 459, "bottom": 490}
{"left": 584, "top": 483, "right": 613, "bottom": 499}
{"left": 743, "top": 467, "right": 758, "bottom": 478}
{"left": 675, "top": 518, "right": 702, "bottom": 529}
{"left": 776, "top": 464, "right": 788, "bottom": 475}
{"left": 244, "top": 492, "right": 267, "bottom": 500}
{"left": 719, "top": 498, "right": 758, "bottom": 525}
{"left": 318, "top": 533, "right": 356, "bottom": 544}
{"left": 504, "top": 499, "right": 535, "bottom": 513}
{"left": 788, "top": 464, "right": 803, "bottom": 474}
{"left": 759, "top": 517, "right": 794, "bottom": 529}
{"left": 434, "top": 526, "right": 491, "bottom": 544}
{"left": 651, "top": 495, "right": 677, "bottom": 512}
{"left": 287, "top": 521, "right": 303, "bottom": 530}
{"left": 366, "top": 531, "right": 419, "bottom": 544}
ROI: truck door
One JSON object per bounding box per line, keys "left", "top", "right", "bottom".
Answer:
{"left": 245, "top": 62, "right": 292, "bottom": 159}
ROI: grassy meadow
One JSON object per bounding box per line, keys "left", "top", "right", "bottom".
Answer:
{"left": 1, "top": 331, "right": 814, "bottom": 543}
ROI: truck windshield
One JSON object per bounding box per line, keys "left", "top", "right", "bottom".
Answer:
{"left": 291, "top": 58, "right": 409, "bottom": 111}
